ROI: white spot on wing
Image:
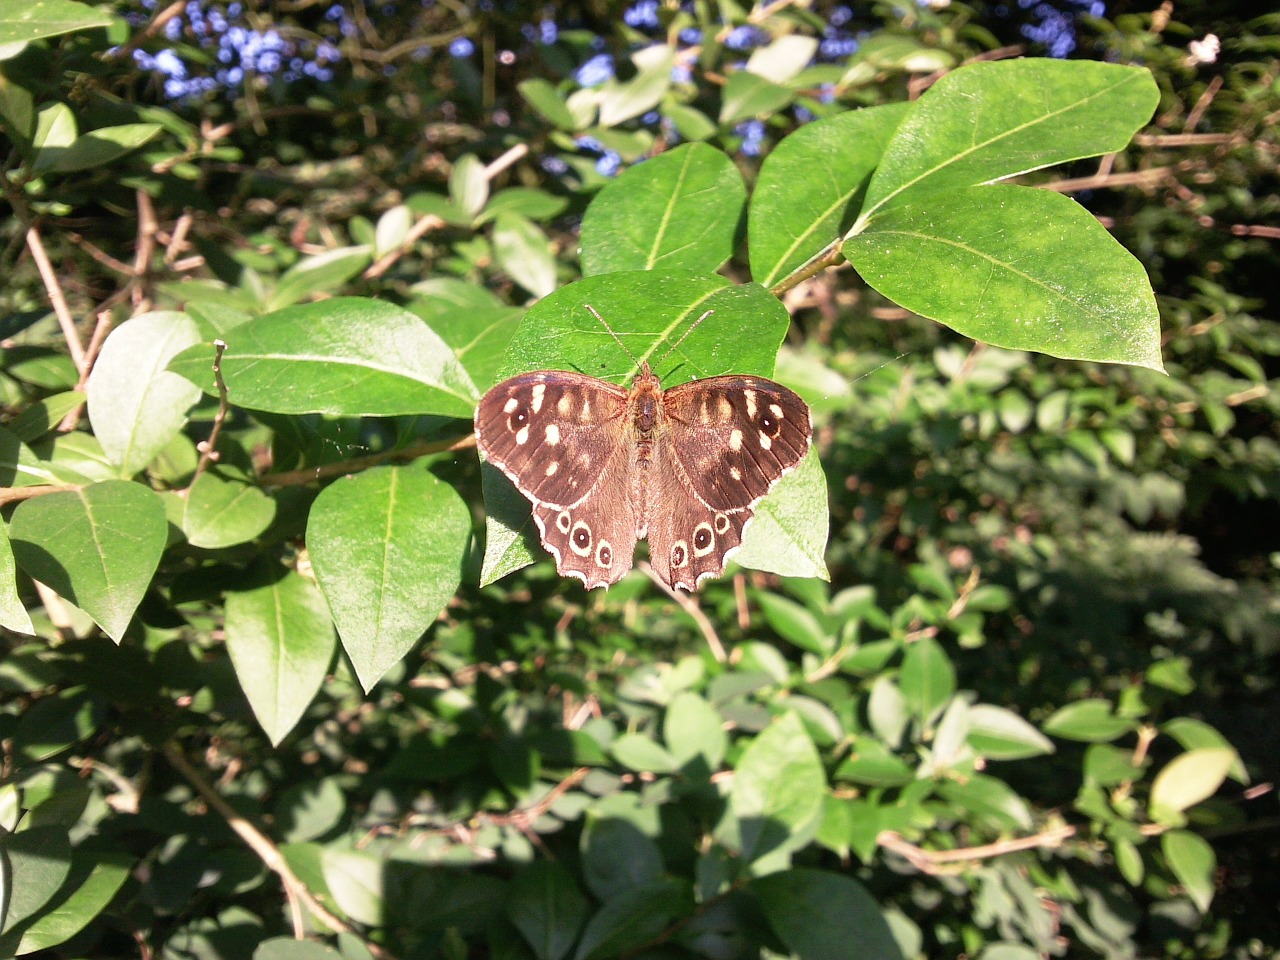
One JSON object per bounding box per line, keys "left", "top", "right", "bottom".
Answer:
{"left": 729, "top": 429, "right": 743, "bottom": 451}
{"left": 515, "top": 425, "right": 530, "bottom": 445}
{"left": 503, "top": 397, "right": 518, "bottom": 414}
{"left": 545, "top": 424, "right": 561, "bottom": 445}
{"left": 758, "top": 432, "right": 772, "bottom": 450}
{"left": 557, "top": 394, "right": 572, "bottom": 414}
{"left": 769, "top": 403, "right": 783, "bottom": 418}
{"left": 531, "top": 383, "right": 546, "bottom": 413}
{"left": 545, "top": 462, "right": 559, "bottom": 476}
{"left": 744, "top": 389, "right": 758, "bottom": 418}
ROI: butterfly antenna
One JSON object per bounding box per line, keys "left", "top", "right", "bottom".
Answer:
{"left": 654, "top": 309, "right": 715, "bottom": 368}
{"left": 584, "top": 304, "right": 644, "bottom": 368}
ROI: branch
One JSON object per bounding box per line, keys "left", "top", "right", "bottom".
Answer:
{"left": 639, "top": 562, "right": 727, "bottom": 662}
{"left": 259, "top": 432, "right": 476, "bottom": 488}
{"left": 877, "top": 825, "right": 1078, "bottom": 875}
{"left": 26, "top": 225, "right": 87, "bottom": 373}
{"left": 188, "top": 340, "right": 229, "bottom": 489}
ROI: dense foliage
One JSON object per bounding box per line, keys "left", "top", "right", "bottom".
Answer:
{"left": 0, "top": 2, "right": 1277, "bottom": 959}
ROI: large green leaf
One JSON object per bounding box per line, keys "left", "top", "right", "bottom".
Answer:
{"left": 0, "top": 0, "right": 112, "bottom": 45}
{"left": 1, "top": 851, "right": 132, "bottom": 956}
{"left": 1161, "top": 830, "right": 1216, "bottom": 913}
{"left": 508, "top": 862, "right": 589, "bottom": 960}
{"left": 581, "top": 142, "right": 747, "bottom": 276}
{"left": 493, "top": 212, "right": 557, "bottom": 298}
{"left": 750, "top": 103, "right": 909, "bottom": 289}
{"left": 571, "top": 879, "right": 690, "bottom": 960}
{"left": 307, "top": 465, "right": 470, "bottom": 692}
{"left": 844, "top": 185, "right": 1163, "bottom": 371}
{"left": 734, "top": 447, "right": 829, "bottom": 581}
{"left": 86, "top": 311, "right": 203, "bottom": 476}
{"left": 9, "top": 481, "right": 167, "bottom": 642}
{"left": 858, "top": 59, "right": 1159, "bottom": 221}
{"left": 267, "top": 246, "right": 372, "bottom": 311}
{"left": 899, "top": 636, "right": 956, "bottom": 725}
{"left": 0, "top": 827, "right": 71, "bottom": 952}
{"left": 749, "top": 868, "right": 902, "bottom": 960}
{"left": 33, "top": 123, "right": 161, "bottom": 174}
{"left": 168, "top": 298, "right": 477, "bottom": 417}
{"left": 182, "top": 472, "right": 277, "bottom": 549}
{"left": 719, "top": 712, "right": 826, "bottom": 866}
{"left": 0, "top": 520, "right": 34, "bottom": 634}
{"left": 225, "top": 570, "right": 336, "bottom": 745}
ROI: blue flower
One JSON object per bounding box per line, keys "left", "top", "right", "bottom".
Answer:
{"left": 539, "top": 19, "right": 558, "bottom": 44}
{"left": 575, "top": 53, "right": 614, "bottom": 87}
{"left": 725, "top": 25, "right": 767, "bottom": 50}
{"left": 449, "top": 36, "right": 475, "bottom": 57}
{"left": 596, "top": 151, "right": 622, "bottom": 176}
{"left": 540, "top": 156, "right": 569, "bottom": 175}
{"left": 624, "top": 0, "right": 660, "bottom": 29}
{"left": 735, "top": 118, "right": 766, "bottom": 156}
{"left": 678, "top": 27, "right": 701, "bottom": 45}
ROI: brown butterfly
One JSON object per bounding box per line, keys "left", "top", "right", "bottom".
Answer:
{"left": 474, "top": 309, "right": 812, "bottom": 591}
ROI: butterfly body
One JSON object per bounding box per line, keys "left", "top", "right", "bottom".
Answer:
{"left": 476, "top": 362, "right": 811, "bottom": 591}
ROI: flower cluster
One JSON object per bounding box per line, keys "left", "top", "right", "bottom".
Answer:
{"left": 1012, "top": 0, "right": 1105, "bottom": 58}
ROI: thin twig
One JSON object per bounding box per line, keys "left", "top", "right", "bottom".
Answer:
{"left": 188, "top": 340, "right": 229, "bottom": 490}
{"left": 106, "top": 0, "right": 185, "bottom": 62}
{"left": 639, "top": 562, "right": 727, "bottom": 662}
{"left": 877, "top": 825, "right": 1078, "bottom": 876}
{"left": 0, "top": 485, "right": 79, "bottom": 507}
{"left": 259, "top": 433, "right": 476, "bottom": 488}
{"left": 26, "top": 226, "right": 87, "bottom": 372}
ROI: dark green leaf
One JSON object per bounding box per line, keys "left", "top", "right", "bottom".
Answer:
{"left": 750, "top": 868, "right": 902, "bottom": 960}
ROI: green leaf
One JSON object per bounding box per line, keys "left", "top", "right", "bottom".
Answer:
{"left": 858, "top": 60, "right": 1159, "bottom": 220}
{"left": 844, "top": 185, "right": 1163, "bottom": 371}
{"left": 0, "top": 424, "right": 58, "bottom": 487}
{"left": 7, "top": 390, "right": 85, "bottom": 443}
{"left": 0, "top": 520, "right": 34, "bottom": 634}
{"left": 597, "top": 45, "right": 673, "bottom": 128}
{"left": 269, "top": 246, "right": 372, "bottom": 311}
{"left": 936, "top": 774, "right": 1034, "bottom": 831}
{"left": 754, "top": 592, "right": 830, "bottom": 655}
{"left": 611, "top": 733, "right": 677, "bottom": 774}
{"left": 581, "top": 816, "right": 665, "bottom": 901}
{"left": 734, "top": 447, "right": 829, "bottom": 581}
{"left": 493, "top": 212, "right": 557, "bottom": 298}
{"left": 1042, "top": 698, "right": 1136, "bottom": 742}
{"left": 478, "top": 272, "right": 826, "bottom": 586}
{"left": 308, "top": 465, "right": 470, "bottom": 692}
{"left": 751, "top": 103, "right": 910, "bottom": 289}
{"left": 1160, "top": 718, "right": 1248, "bottom": 783}
{"left": 254, "top": 938, "right": 345, "bottom": 960}
{"left": 745, "top": 35, "right": 819, "bottom": 84}
{"left": 0, "top": 0, "right": 113, "bottom": 45}
{"left": 719, "top": 71, "right": 794, "bottom": 125}
{"left": 1150, "top": 748, "right": 1235, "bottom": 815}
{"left": 899, "top": 637, "right": 955, "bottom": 725}
{"left": 0, "top": 827, "right": 72, "bottom": 948}
{"left": 661, "top": 100, "right": 716, "bottom": 141}
{"left": 225, "top": 570, "right": 336, "bottom": 745}
{"left": 168, "top": 298, "right": 477, "bottom": 417}
{"left": 182, "top": 472, "right": 276, "bottom": 549}
{"left": 9, "top": 481, "right": 166, "bottom": 642}
{"left": 320, "top": 849, "right": 383, "bottom": 927}
{"left": 663, "top": 692, "right": 727, "bottom": 770}
{"left": 571, "top": 879, "right": 690, "bottom": 960}
{"left": 86, "top": 311, "right": 203, "bottom": 475}
{"left": 476, "top": 187, "right": 569, "bottom": 225}
{"left": 581, "top": 142, "right": 746, "bottom": 276}
{"left": 373, "top": 205, "right": 411, "bottom": 258}
{"left": 450, "top": 153, "right": 488, "bottom": 218}
{"left": 30, "top": 102, "right": 76, "bottom": 166}
{"left": 35, "top": 123, "right": 161, "bottom": 174}
{"left": 721, "top": 712, "right": 826, "bottom": 865}
{"left": 966, "top": 704, "right": 1056, "bottom": 760}
{"left": 519, "top": 78, "right": 579, "bottom": 130}
{"left": 5, "top": 852, "right": 132, "bottom": 956}
{"left": 1161, "top": 830, "right": 1215, "bottom": 912}
{"left": 508, "top": 862, "right": 589, "bottom": 960}
{"left": 421, "top": 304, "right": 523, "bottom": 392}
{"left": 750, "top": 868, "right": 902, "bottom": 960}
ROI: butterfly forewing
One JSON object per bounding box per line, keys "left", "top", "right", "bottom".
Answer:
{"left": 662, "top": 376, "right": 812, "bottom": 513}
{"left": 475, "top": 370, "right": 630, "bottom": 510}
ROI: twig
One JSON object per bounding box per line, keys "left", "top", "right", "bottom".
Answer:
{"left": 106, "top": 0, "right": 185, "bottom": 62}
{"left": 163, "top": 743, "right": 387, "bottom": 952}
{"left": 188, "top": 340, "right": 229, "bottom": 489}
{"left": 0, "top": 485, "right": 79, "bottom": 507}
{"left": 877, "top": 825, "right": 1078, "bottom": 876}
{"left": 259, "top": 433, "right": 476, "bottom": 488}
{"left": 1185, "top": 75, "right": 1223, "bottom": 131}
{"left": 639, "top": 562, "right": 727, "bottom": 662}
{"left": 26, "top": 226, "right": 87, "bottom": 373}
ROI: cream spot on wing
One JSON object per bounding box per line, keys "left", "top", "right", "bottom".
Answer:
{"left": 581, "top": 396, "right": 592, "bottom": 417}
{"left": 531, "top": 383, "right": 546, "bottom": 413}
{"left": 545, "top": 462, "right": 559, "bottom": 476}
{"left": 729, "top": 466, "right": 741, "bottom": 481}
{"left": 719, "top": 396, "right": 732, "bottom": 417}
{"left": 545, "top": 424, "right": 561, "bottom": 445}
{"left": 515, "top": 425, "right": 530, "bottom": 445}
{"left": 744, "top": 389, "right": 758, "bottom": 418}
{"left": 758, "top": 432, "right": 771, "bottom": 450}
{"left": 503, "top": 397, "right": 518, "bottom": 414}
{"left": 769, "top": 403, "right": 783, "bottom": 418}
{"left": 557, "top": 393, "right": 572, "bottom": 414}
{"left": 729, "top": 429, "right": 743, "bottom": 451}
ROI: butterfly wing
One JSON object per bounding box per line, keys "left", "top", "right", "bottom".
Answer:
{"left": 530, "top": 452, "right": 639, "bottom": 589}
{"left": 646, "top": 444, "right": 751, "bottom": 591}
{"left": 661, "top": 375, "right": 812, "bottom": 512}
{"left": 475, "top": 370, "right": 630, "bottom": 510}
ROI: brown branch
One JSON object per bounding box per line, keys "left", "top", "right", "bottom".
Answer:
{"left": 0, "top": 485, "right": 81, "bottom": 507}
{"left": 188, "top": 340, "right": 229, "bottom": 490}
{"left": 639, "top": 562, "right": 727, "bottom": 662}
{"left": 877, "top": 825, "right": 1078, "bottom": 875}
{"left": 259, "top": 433, "right": 476, "bottom": 488}
{"left": 26, "top": 226, "right": 87, "bottom": 373}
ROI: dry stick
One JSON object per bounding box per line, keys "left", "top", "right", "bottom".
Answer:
{"left": 26, "top": 226, "right": 87, "bottom": 373}
{"left": 259, "top": 433, "right": 476, "bottom": 489}
{"left": 638, "top": 562, "right": 728, "bottom": 662}
{"left": 188, "top": 341, "right": 230, "bottom": 490}
{"left": 877, "top": 825, "right": 1078, "bottom": 876}
{"left": 162, "top": 744, "right": 385, "bottom": 951}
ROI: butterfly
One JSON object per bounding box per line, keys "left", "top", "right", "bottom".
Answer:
{"left": 474, "top": 308, "right": 813, "bottom": 591}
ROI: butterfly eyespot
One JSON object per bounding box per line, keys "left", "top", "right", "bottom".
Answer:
{"left": 555, "top": 511, "right": 571, "bottom": 533}
{"left": 596, "top": 541, "right": 612, "bottom": 567}
{"left": 713, "top": 513, "right": 730, "bottom": 534}
{"left": 569, "top": 521, "right": 593, "bottom": 556}
{"left": 671, "top": 542, "right": 688, "bottom": 568}
{"left": 759, "top": 412, "right": 781, "bottom": 437}
{"left": 692, "top": 523, "right": 715, "bottom": 556}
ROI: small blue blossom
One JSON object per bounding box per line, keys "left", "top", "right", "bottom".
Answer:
{"left": 830, "top": 5, "right": 853, "bottom": 25}
{"left": 449, "top": 36, "right": 475, "bottom": 57}
{"left": 794, "top": 104, "right": 815, "bottom": 123}
{"left": 540, "top": 156, "right": 569, "bottom": 175}
{"left": 575, "top": 53, "right": 614, "bottom": 87}
{"left": 670, "top": 63, "right": 692, "bottom": 83}
{"left": 725, "top": 25, "right": 767, "bottom": 50}
{"left": 641, "top": 110, "right": 659, "bottom": 125}
{"left": 735, "top": 118, "right": 766, "bottom": 156}
{"left": 624, "top": 0, "right": 660, "bottom": 29}
{"left": 596, "top": 151, "right": 622, "bottom": 176}
{"left": 678, "top": 27, "right": 701, "bottom": 45}
{"left": 539, "top": 19, "right": 558, "bottom": 44}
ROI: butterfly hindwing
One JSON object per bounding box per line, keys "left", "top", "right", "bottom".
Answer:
{"left": 661, "top": 375, "right": 812, "bottom": 512}
{"left": 530, "top": 451, "right": 639, "bottom": 589}
{"left": 475, "top": 370, "right": 630, "bottom": 510}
